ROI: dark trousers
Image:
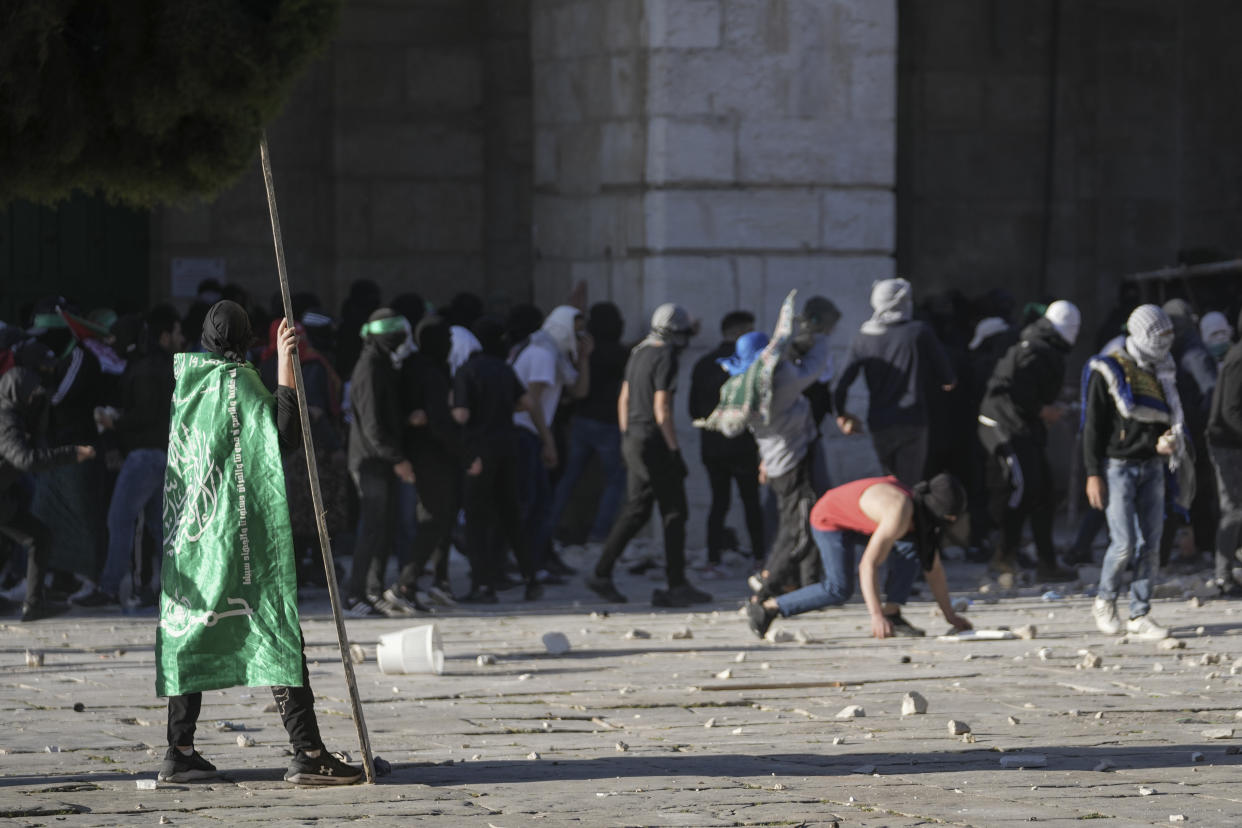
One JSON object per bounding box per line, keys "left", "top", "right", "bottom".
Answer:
{"left": 1210, "top": 444, "right": 1242, "bottom": 582}
{"left": 400, "top": 458, "right": 460, "bottom": 588}
{"left": 515, "top": 428, "right": 552, "bottom": 571}
{"left": 167, "top": 643, "right": 321, "bottom": 753}
{"left": 759, "top": 454, "right": 818, "bottom": 590}
{"left": 349, "top": 459, "right": 399, "bottom": 600}
{"left": 871, "top": 424, "right": 929, "bottom": 486}
{"left": 703, "top": 450, "right": 764, "bottom": 562}
{"left": 595, "top": 431, "right": 687, "bottom": 587}
{"left": 463, "top": 450, "right": 533, "bottom": 588}
{"left": 979, "top": 425, "right": 1056, "bottom": 568}
{"left": 0, "top": 507, "right": 52, "bottom": 605}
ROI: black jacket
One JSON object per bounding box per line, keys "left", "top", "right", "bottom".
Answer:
{"left": 347, "top": 342, "right": 406, "bottom": 472}
{"left": 0, "top": 369, "right": 78, "bottom": 520}
{"left": 1208, "top": 339, "right": 1242, "bottom": 449}
{"left": 690, "top": 342, "right": 758, "bottom": 461}
{"left": 114, "top": 347, "right": 175, "bottom": 452}
{"left": 1082, "top": 362, "right": 1164, "bottom": 477}
{"left": 401, "top": 352, "right": 461, "bottom": 472}
{"left": 979, "top": 318, "right": 1070, "bottom": 444}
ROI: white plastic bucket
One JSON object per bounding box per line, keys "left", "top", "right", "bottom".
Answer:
{"left": 376, "top": 624, "right": 444, "bottom": 675}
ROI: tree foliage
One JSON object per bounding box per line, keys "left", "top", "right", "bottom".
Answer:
{"left": 0, "top": 0, "right": 341, "bottom": 207}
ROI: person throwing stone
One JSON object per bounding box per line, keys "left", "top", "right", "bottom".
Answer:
{"left": 747, "top": 473, "right": 973, "bottom": 640}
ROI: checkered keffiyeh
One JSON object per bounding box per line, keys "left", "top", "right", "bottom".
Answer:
{"left": 1125, "top": 304, "right": 1174, "bottom": 368}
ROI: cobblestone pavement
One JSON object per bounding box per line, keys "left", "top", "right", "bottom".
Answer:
{"left": 2, "top": 550, "right": 1242, "bottom": 827}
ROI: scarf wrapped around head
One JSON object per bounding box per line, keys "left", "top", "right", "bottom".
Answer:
{"left": 1124, "top": 304, "right": 1175, "bottom": 370}
{"left": 636, "top": 303, "right": 696, "bottom": 352}
{"left": 909, "top": 473, "right": 967, "bottom": 571}
{"left": 542, "top": 305, "right": 583, "bottom": 361}
{"left": 201, "top": 300, "right": 253, "bottom": 362}
{"left": 860, "top": 278, "right": 913, "bottom": 335}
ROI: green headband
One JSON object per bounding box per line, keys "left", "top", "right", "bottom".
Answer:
{"left": 32, "top": 313, "right": 67, "bottom": 330}
{"left": 360, "top": 316, "right": 410, "bottom": 338}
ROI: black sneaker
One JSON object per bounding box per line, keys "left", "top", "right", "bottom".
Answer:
{"left": 491, "top": 574, "right": 525, "bottom": 592}
{"left": 652, "top": 583, "right": 713, "bottom": 608}
{"left": 585, "top": 575, "right": 628, "bottom": 603}
{"left": 157, "top": 747, "right": 218, "bottom": 782}
{"left": 524, "top": 580, "right": 544, "bottom": 601}
{"left": 460, "top": 585, "right": 499, "bottom": 604}
{"left": 71, "top": 588, "right": 119, "bottom": 608}
{"left": 746, "top": 600, "right": 777, "bottom": 639}
{"left": 21, "top": 600, "right": 69, "bottom": 622}
{"left": 366, "top": 593, "right": 409, "bottom": 619}
{"left": 283, "top": 749, "right": 362, "bottom": 786}
{"left": 884, "top": 611, "right": 925, "bottom": 638}
{"left": 382, "top": 587, "right": 431, "bottom": 616}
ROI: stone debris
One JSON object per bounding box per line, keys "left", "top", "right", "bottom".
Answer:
{"left": 216, "top": 721, "right": 240, "bottom": 732}
{"left": 1159, "top": 638, "right": 1185, "bottom": 650}
{"left": 952, "top": 597, "right": 970, "bottom": 612}
{"left": 731, "top": 727, "right": 744, "bottom": 735}
{"left": 836, "top": 705, "right": 866, "bottom": 719}
{"left": 1188, "top": 595, "right": 1203, "bottom": 608}
{"left": 1202, "top": 727, "right": 1234, "bottom": 739}
{"left": 670, "top": 628, "right": 693, "bottom": 640}
{"left": 1015, "top": 624, "right": 1038, "bottom": 640}
{"left": 1037, "top": 648, "right": 1052, "bottom": 661}
{"left": 1190, "top": 751, "right": 1205, "bottom": 762}
{"left": 73, "top": 702, "right": 85, "bottom": 712}
{"left": 900, "top": 655, "right": 912, "bottom": 664}
{"left": 624, "top": 629, "right": 651, "bottom": 640}
{"left": 1095, "top": 711, "right": 1105, "bottom": 719}
{"left": 1154, "top": 663, "right": 1165, "bottom": 672}
{"left": 760, "top": 662, "right": 771, "bottom": 670}
{"left": 947, "top": 720, "right": 971, "bottom": 735}
{"left": 24, "top": 650, "right": 43, "bottom": 668}
{"left": 518, "top": 673, "right": 533, "bottom": 681}
{"left": 542, "top": 631, "right": 571, "bottom": 655}
{"left": 704, "top": 718, "right": 716, "bottom": 729}
{"left": 160, "top": 817, "right": 170, "bottom": 825}
{"left": 373, "top": 756, "right": 392, "bottom": 777}
{"left": 588, "top": 611, "right": 608, "bottom": 620}
{"left": 45, "top": 745, "right": 61, "bottom": 753}
{"left": 349, "top": 644, "right": 366, "bottom": 664}
{"left": 615, "top": 741, "right": 628, "bottom": 752}
{"left": 793, "top": 628, "right": 816, "bottom": 645}
{"left": 770, "top": 630, "right": 796, "bottom": 643}
{"left": 1196, "top": 626, "right": 1206, "bottom": 636}
{"left": 1140, "top": 786, "right": 1157, "bottom": 796}
{"left": 136, "top": 779, "right": 157, "bottom": 790}
{"left": 618, "top": 686, "right": 635, "bottom": 695}
{"left": 1008, "top": 716, "right": 1020, "bottom": 726}
{"left": 901, "top": 692, "right": 928, "bottom": 716}
{"left": 476, "top": 654, "right": 497, "bottom": 666}
{"left": 833, "top": 736, "right": 845, "bottom": 745}
{"left": 1080, "top": 652, "right": 1103, "bottom": 669}
{"left": 734, "top": 652, "right": 746, "bottom": 663}
{"left": 527, "top": 752, "right": 540, "bottom": 760}
{"left": 1170, "top": 816, "right": 1186, "bottom": 823}
{"left": 1094, "top": 760, "right": 1116, "bottom": 772}
{"left": 1000, "top": 753, "right": 1047, "bottom": 768}
{"left": 772, "top": 782, "right": 785, "bottom": 791}
{"left": 236, "top": 734, "right": 255, "bottom": 748}
{"left": 715, "top": 669, "right": 733, "bottom": 680}
{"left": 1199, "top": 653, "right": 1221, "bottom": 665}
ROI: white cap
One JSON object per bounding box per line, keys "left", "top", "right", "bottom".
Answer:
{"left": 1044, "top": 300, "right": 1081, "bottom": 346}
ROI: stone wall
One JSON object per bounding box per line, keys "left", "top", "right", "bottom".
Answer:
{"left": 532, "top": 0, "right": 900, "bottom": 547}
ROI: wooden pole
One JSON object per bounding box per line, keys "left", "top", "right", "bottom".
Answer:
{"left": 258, "top": 133, "right": 376, "bottom": 784}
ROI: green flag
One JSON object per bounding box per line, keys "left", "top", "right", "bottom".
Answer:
{"left": 156, "top": 354, "right": 303, "bottom": 697}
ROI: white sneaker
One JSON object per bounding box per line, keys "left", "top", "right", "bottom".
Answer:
{"left": 1092, "top": 597, "right": 1121, "bottom": 635}
{"left": 1125, "top": 614, "right": 1170, "bottom": 641}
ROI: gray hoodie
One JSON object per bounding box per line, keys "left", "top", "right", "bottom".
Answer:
{"left": 752, "top": 335, "right": 831, "bottom": 478}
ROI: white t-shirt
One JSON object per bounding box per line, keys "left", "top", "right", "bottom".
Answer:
{"left": 512, "top": 339, "right": 575, "bottom": 434}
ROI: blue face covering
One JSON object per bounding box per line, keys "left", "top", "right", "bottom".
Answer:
{"left": 717, "top": 331, "right": 770, "bottom": 377}
{"left": 1209, "top": 341, "right": 1230, "bottom": 360}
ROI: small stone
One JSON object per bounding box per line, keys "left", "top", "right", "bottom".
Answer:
{"left": 45, "top": 745, "right": 60, "bottom": 753}
{"left": 263, "top": 702, "right": 278, "bottom": 713}
{"left": 832, "top": 736, "right": 845, "bottom": 745}
{"left": 237, "top": 734, "right": 255, "bottom": 748}
{"left": 1188, "top": 595, "right": 1203, "bottom": 609}
{"left": 704, "top": 718, "right": 716, "bottom": 729}
{"left": 618, "top": 686, "right": 635, "bottom": 695}
{"left": 73, "top": 702, "right": 85, "bottom": 713}
{"left": 1081, "top": 652, "right": 1103, "bottom": 669}
{"left": 1037, "top": 648, "right": 1052, "bottom": 661}
{"left": 962, "top": 733, "right": 976, "bottom": 743}
{"left": 772, "top": 782, "right": 785, "bottom": 791}
{"left": 542, "top": 631, "right": 571, "bottom": 655}
{"left": 527, "top": 752, "right": 540, "bottom": 760}
{"left": 851, "top": 765, "right": 876, "bottom": 775}
{"left": 1000, "top": 753, "right": 1047, "bottom": 768}
{"left": 947, "top": 719, "right": 971, "bottom": 735}
{"left": 136, "top": 779, "right": 157, "bottom": 790}
{"left": 1159, "top": 638, "right": 1185, "bottom": 650}
{"left": 734, "top": 652, "right": 746, "bottom": 663}
{"left": 1095, "top": 711, "right": 1104, "bottom": 719}
{"left": 476, "top": 654, "right": 497, "bottom": 666}
{"left": 1140, "top": 786, "right": 1156, "bottom": 796}
{"left": 1170, "top": 816, "right": 1186, "bottom": 823}
{"left": 589, "top": 611, "right": 608, "bottom": 620}
{"left": 518, "top": 673, "right": 533, "bottom": 681}
{"left": 1190, "top": 751, "right": 1205, "bottom": 762}
{"left": 670, "top": 628, "right": 693, "bottom": 640}
{"left": 715, "top": 669, "right": 733, "bottom": 680}
{"left": 901, "top": 692, "right": 928, "bottom": 716}
{"left": 615, "top": 741, "right": 629, "bottom": 752}
{"left": 1196, "top": 626, "right": 1206, "bottom": 636}
{"left": 731, "top": 727, "right": 744, "bottom": 735}
{"left": 1008, "top": 716, "right": 1020, "bottom": 726}
{"left": 624, "top": 629, "right": 651, "bottom": 640}
{"left": 952, "top": 597, "right": 970, "bottom": 612}
{"left": 1203, "top": 727, "right": 1234, "bottom": 740}
{"left": 1094, "top": 760, "right": 1116, "bottom": 772}
{"left": 792, "top": 628, "right": 816, "bottom": 645}
{"left": 349, "top": 644, "right": 366, "bottom": 664}
{"left": 471, "top": 753, "right": 482, "bottom": 760}
{"left": 770, "top": 630, "right": 795, "bottom": 643}
{"left": 836, "top": 705, "right": 866, "bottom": 719}
{"left": 1154, "top": 663, "right": 1165, "bottom": 672}
{"left": 1014, "top": 624, "right": 1038, "bottom": 640}
{"left": 216, "top": 721, "right": 238, "bottom": 732}
{"left": 760, "top": 662, "right": 771, "bottom": 670}
{"left": 373, "top": 756, "right": 392, "bottom": 777}
{"left": 159, "top": 817, "right": 170, "bottom": 825}
{"left": 899, "top": 655, "right": 911, "bottom": 664}
{"left": 24, "top": 650, "right": 44, "bottom": 668}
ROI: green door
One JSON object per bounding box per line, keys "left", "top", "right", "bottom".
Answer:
{"left": 0, "top": 193, "right": 150, "bottom": 325}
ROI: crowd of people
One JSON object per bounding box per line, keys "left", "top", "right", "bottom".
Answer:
{"left": 1, "top": 275, "right": 1240, "bottom": 649}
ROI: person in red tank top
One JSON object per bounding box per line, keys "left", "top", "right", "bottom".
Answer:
{"left": 746, "top": 473, "right": 974, "bottom": 640}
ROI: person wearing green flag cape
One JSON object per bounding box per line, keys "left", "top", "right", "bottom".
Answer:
{"left": 156, "top": 300, "right": 361, "bottom": 786}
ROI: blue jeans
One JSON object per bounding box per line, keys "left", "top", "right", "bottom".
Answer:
{"left": 100, "top": 449, "right": 167, "bottom": 596}
{"left": 1099, "top": 457, "right": 1165, "bottom": 619}
{"left": 542, "top": 416, "right": 625, "bottom": 547}
{"left": 776, "top": 527, "right": 921, "bottom": 618}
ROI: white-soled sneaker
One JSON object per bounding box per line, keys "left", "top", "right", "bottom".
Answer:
{"left": 1092, "top": 597, "right": 1121, "bottom": 635}
{"left": 1125, "top": 613, "right": 1170, "bottom": 641}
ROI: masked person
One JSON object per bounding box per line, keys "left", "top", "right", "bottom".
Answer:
{"left": 1206, "top": 308, "right": 1242, "bottom": 597}
{"left": 0, "top": 368, "right": 96, "bottom": 621}
{"left": 834, "top": 278, "right": 957, "bottom": 485}
{"left": 344, "top": 309, "right": 420, "bottom": 617}
{"left": 746, "top": 473, "right": 973, "bottom": 640}
{"left": 156, "top": 301, "right": 360, "bottom": 785}
{"left": 1083, "top": 304, "right": 1188, "bottom": 641}
{"left": 977, "top": 301, "right": 1081, "bottom": 585}
{"left": 1200, "top": 312, "right": 1233, "bottom": 364}
{"left": 587, "top": 304, "right": 712, "bottom": 607}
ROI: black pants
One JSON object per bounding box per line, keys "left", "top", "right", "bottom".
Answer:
{"left": 0, "top": 507, "right": 51, "bottom": 606}
{"left": 400, "top": 458, "right": 461, "bottom": 589}
{"left": 759, "top": 454, "right": 818, "bottom": 590}
{"left": 463, "top": 450, "right": 533, "bottom": 588}
{"left": 1210, "top": 445, "right": 1242, "bottom": 582}
{"left": 979, "top": 425, "right": 1056, "bottom": 568}
{"left": 167, "top": 644, "right": 321, "bottom": 753}
{"left": 595, "top": 432, "right": 687, "bottom": 587}
{"left": 703, "top": 450, "right": 764, "bottom": 562}
{"left": 350, "top": 459, "right": 400, "bottom": 600}
{"left": 871, "top": 424, "right": 929, "bottom": 487}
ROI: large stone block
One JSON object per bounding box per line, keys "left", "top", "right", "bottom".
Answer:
{"left": 534, "top": 128, "right": 559, "bottom": 188}
{"left": 723, "top": 0, "right": 791, "bottom": 54}
{"left": 338, "top": 3, "right": 481, "bottom": 47}
{"left": 406, "top": 48, "right": 484, "bottom": 110}
{"left": 551, "top": 0, "right": 609, "bottom": 60}
{"left": 763, "top": 254, "right": 891, "bottom": 334}
{"left": 737, "top": 119, "right": 894, "bottom": 186}
{"left": 334, "top": 179, "right": 372, "bottom": 256}
{"left": 554, "top": 125, "right": 604, "bottom": 195}
{"left": 644, "top": 189, "right": 819, "bottom": 251}
{"left": 369, "top": 180, "right": 484, "bottom": 254}
{"left": 647, "top": 0, "right": 722, "bottom": 50}
{"left": 335, "top": 46, "right": 407, "bottom": 110}
{"left": 336, "top": 123, "right": 483, "bottom": 178}
{"left": 601, "top": 122, "right": 647, "bottom": 186}
{"left": 820, "top": 189, "right": 895, "bottom": 252}
{"left": 605, "top": 0, "right": 647, "bottom": 52}
{"left": 646, "top": 118, "right": 735, "bottom": 184}
{"left": 850, "top": 53, "right": 896, "bottom": 122}
{"left": 641, "top": 255, "right": 736, "bottom": 334}
{"left": 533, "top": 61, "right": 583, "bottom": 125}
{"left": 647, "top": 50, "right": 792, "bottom": 119}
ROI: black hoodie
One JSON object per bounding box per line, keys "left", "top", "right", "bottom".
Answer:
{"left": 347, "top": 339, "right": 406, "bottom": 473}
{"left": 0, "top": 368, "right": 78, "bottom": 519}
{"left": 979, "top": 317, "right": 1070, "bottom": 444}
